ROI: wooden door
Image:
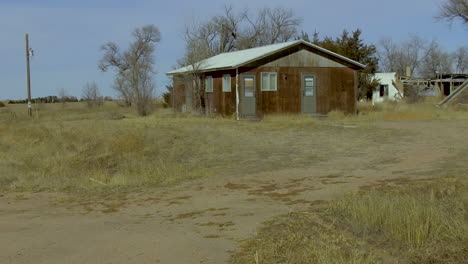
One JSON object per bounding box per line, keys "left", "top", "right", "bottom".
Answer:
{"left": 241, "top": 75, "right": 256, "bottom": 116}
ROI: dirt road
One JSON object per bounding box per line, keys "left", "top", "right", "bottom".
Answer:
{"left": 1, "top": 121, "right": 467, "bottom": 263}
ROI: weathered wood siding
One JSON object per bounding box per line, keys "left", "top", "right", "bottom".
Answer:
{"left": 238, "top": 67, "right": 356, "bottom": 116}
{"left": 204, "top": 70, "right": 236, "bottom": 116}
{"left": 455, "top": 88, "right": 468, "bottom": 104}
{"left": 449, "top": 81, "right": 468, "bottom": 105}
{"left": 261, "top": 48, "right": 346, "bottom": 68}
{"left": 172, "top": 76, "right": 186, "bottom": 112}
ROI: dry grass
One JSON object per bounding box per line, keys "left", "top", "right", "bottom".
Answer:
{"left": 0, "top": 102, "right": 392, "bottom": 194}
{"left": 1, "top": 100, "right": 467, "bottom": 196}
{"left": 353, "top": 100, "right": 468, "bottom": 122}
{"left": 230, "top": 174, "right": 467, "bottom": 264}
{"left": 1, "top": 101, "right": 467, "bottom": 262}
{"left": 231, "top": 212, "right": 377, "bottom": 264}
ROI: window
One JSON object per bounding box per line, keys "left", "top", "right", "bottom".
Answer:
{"left": 222, "top": 74, "right": 231, "bottom": 92}
{"left": 261, "top": 72, "right": 277, "bottom": 91}
{"left": 304, "top": 76, "right": 315, "bottom": 96}
{"left": 244, "top": 76, "right": 255, "bottom": 97}
{"left": 379, "top": 85, "right": 389, "bottom": 97}
{"left": 205, "top": 76, "right": 213, "bottom": 93}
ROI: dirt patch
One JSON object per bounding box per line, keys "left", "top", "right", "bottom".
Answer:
{"left": 1, "top": 120, "right": 467, "bottom": 264}
{"left": 224, "top": 183, "right": 250, "bottom": 190}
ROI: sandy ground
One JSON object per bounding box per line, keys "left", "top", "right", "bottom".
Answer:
{"left": 1, "top": 120, "right": 467, "bottom": 264}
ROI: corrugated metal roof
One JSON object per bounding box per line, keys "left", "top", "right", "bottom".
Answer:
{"left": 167, "top": 40, "right": 366, "bottom": 75}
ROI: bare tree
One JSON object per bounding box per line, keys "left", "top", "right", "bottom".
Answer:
{"left": 82, "top": 81, "right": 103, "bottom": 108}
{"left": 99, "top": 25, "right": 161, "bottom": 116}
{"left": 179, "top": 6, "right": 302, "bottom": 112}
{"left": 237, "top": 7, "right": 302, "bottom": 49}
{"left": 58, "top": 88, "right": 68, "bottom": 107}
{"left": 182, "top": 5, "right": 243, "bottom": 58}
{"left": 377, "top": 37, "right": 400, "bottom": 73}
{"left": 420, "top": 43, "right": 454, "bottom": 78}
{"left": 112, "top": 75, "right": 133, "bottom": 106}
{"left": 181, "top": 6, "right": 302, "bottom": 59}
{"left": 377, "top": 35, "right": 438, "bottom": 77}
{"left": 452, "top": 46, "right": 468, "bottom": 73}
{"left": 436, "top": 0, "right": 468, "bottom": 24}
{"left": 180, "top": 28, "right": 211, "bottom": 112}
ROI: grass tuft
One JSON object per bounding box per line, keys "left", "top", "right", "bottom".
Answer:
{"left": 231, "top": 175, "right": 467, "bottom": 264}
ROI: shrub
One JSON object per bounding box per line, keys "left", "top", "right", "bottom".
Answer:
{"left": 163, "top": 92, "right": 171, "bottom": 107}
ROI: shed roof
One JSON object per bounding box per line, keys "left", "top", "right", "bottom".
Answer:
{"left": 167, "top": 40, "right": 366, "bottom": 75}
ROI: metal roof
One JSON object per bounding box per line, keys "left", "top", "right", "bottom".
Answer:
{"left": 167, "top": 40, "right": 366, "bottom": 75}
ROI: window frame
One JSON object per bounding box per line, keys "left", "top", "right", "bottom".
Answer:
{"left": 222, "top": 74, "right": 231, "bottom": 92}
{"left": 261, "top": 72, "right": 278, "bottom": 91}
{"left": 379, "top": 84, "right": 389, "bottom": 97}
{"left": 303, "top": 74, "right": 316, "bottom": 97}
{"left": 243, "top": 75, "right": 256, "bottom": 97}
{"left": 205, "top": 76, "right": 213, "bottom": 93}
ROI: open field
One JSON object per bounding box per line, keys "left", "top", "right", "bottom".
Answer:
{"left": 1, "top": 102, "right": 467, "bottom": 263}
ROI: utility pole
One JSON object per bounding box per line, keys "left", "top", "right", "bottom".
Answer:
{"left": 25, "top": 33, "right": 32, "bottom": 118}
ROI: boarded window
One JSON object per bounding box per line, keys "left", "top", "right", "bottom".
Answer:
{"left": 222, "top": 74, "right": 231, "bottom": 92}
{"left": 304, "top": 76, "right": 315, "bottom": 96}
{"left": 205, "top": 76, "right": 213, "bottom": 93}
{"left": 379, "top": 85, "right": 389, "bottom": 97}
{"left": 261, "top": 72, "right": 277, "bottom": 91}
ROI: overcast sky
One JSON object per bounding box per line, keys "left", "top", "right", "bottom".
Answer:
{"left": 1, "top": 0, "right": 466, "bottom": 100}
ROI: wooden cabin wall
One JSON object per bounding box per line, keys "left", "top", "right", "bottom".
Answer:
{"left": 172, "top": 76, "right": 186, "bottom": 111}
{"left": 204, "top": 70, "right": 236, "bottom": 117}
{"left": 172, "top": 67, "right": 356, "bottom": 116}
{"left": 239, "top": 66, "right": 356, "bottom": 116}
{"left": 171, "top": 72, "right": 236, "bottom": 115}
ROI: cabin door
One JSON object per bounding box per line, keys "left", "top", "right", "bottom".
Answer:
{"left": 301, "top": 74, "right": 317, "bottom": 114}
{"left": 184, "top": 79, "right": 192, "bottom": 112}
{"left": 241, "top": 75, "right": 256, "bottom": 116}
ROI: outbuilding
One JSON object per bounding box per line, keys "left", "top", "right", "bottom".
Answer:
{"left": 167, "top": 40, "right": 366, "bottom": 119}
{"left": 372, "top": 72, "right": 403, "bottom": 103}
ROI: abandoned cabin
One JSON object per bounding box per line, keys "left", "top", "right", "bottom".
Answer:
{"left": 371, "top": 72, "right": 403, "bottom": 103}
{"left": 167, "top": 40, "right": 366, "bottom": 119}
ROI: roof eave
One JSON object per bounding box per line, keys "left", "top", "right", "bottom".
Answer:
{"left": 166, "top": 40, "right": 367, "bottom": 75}
{"left": 166, "top": 66, "right": 237, "bottom": 76}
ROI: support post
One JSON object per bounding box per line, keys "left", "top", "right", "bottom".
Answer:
{"left": 25, "top": 33, "right": 32, "bottom": 118}
{"left": 235, "top": 68, "right": 239, "bottom": 120}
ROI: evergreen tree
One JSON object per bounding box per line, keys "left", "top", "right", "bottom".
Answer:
{"left": 310, "top": 29, "right": 379, "bottom": 99}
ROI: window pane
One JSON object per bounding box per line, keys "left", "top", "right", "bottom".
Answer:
{"left": 244, "top": 77, "right": 254, "bottom": 88}
{"left": 223, "top": 75, "right": 230, "bottom": 92}
{"left": 269, "top": 74, "right": 277, "bottom": 91}
{"left": 261, "top": 73, "right": 269, "bottom": 91}
{"left": 304, "top": 76, "right": 314, "bottom": 96}
{"left": 205, "top": 77, "right": 212, "bottom": 92}
{"left": 244, "top": 77, "right": 254, "bottom": 97}
{"left": 305, "top": 77, "right": 314, "bottom": 88}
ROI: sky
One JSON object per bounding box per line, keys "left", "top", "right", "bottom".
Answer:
{"left": 1, "top": 0, "right": 467, "bottom": 100}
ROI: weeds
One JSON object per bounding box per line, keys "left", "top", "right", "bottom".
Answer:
{"left": 231, "top": 175, "right": 467, "bottom": 264}
{"left": 1, "top": 100, "right": 467, "bottom": 198}
{"left": 353, "top": 101, "right": 468, "bottom": 122}
{"left": 1, "top": 103, "right": 393, "bottom": 194}
{"left": 230, "top": 211, "right": 377, "bottom": 264}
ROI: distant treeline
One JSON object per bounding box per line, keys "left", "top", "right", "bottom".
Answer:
{"left": 6, "top": 96, "right": 113, "bottom": 104}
